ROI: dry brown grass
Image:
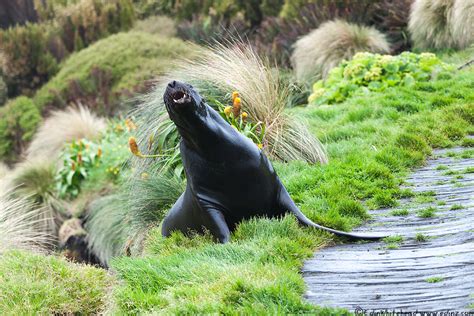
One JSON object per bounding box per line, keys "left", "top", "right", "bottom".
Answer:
{"left": 408, "top": 0, "right": 457, "bottom": 50}
{"left": 0, "top": 190, "right": 53, "bottom": 254}
{"left": 291, "top": 19, "right": 390, "bottom": 82}
{"left": 26, "top": 105, "right": 106, "bottom": 161}
{"left": 132, "top": 43, "right": 328, "bottom": 165}
{"left": 452, "top": 0, "right": 474, "bottom": 49}
{"left": 132, "top": 15, "right": 176, "bottom": 37}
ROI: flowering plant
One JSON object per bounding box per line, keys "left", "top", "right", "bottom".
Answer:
{"left": 213, "top": 91, "right": 265, "bottom": 149}
{"left": 308, "top": 52, "right": 454, "bottom": 105}
{"left": 56, "top": 139, "right": 102, "bottom": 198}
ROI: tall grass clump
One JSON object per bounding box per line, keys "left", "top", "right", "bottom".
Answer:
{"left": 408, "top": 0, "right": 471, "bottom": 50}
{"left": 451, "top": 0, "right": 474, "bottom": 49}
{"left": 291, "top": 19, "right": 390, "bottom": 82}
{"left": 86, "top": 173, "right": 185, "bottom": 266}
{"left": 26, "top": 105, "right": 106, "bottom": 161}
{"left": 0, "top": 191, "right": 52, "bottom": 254}
{"left": 132, "top": 43, "right": 328, "bottom": 169}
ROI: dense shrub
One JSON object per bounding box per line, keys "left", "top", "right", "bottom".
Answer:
{"left": 292, "top": 20, "right": 390, "bottom": 82}
{"left": 308, "top": 52, "right": 454, "bottom": 105}
{"left": 0, "top": 75, "right": 7, "bottom": 106}
{"left": 132, "top": 15, "right": 176, "bottom": 37}
{"left": 408, "top": 0, "right": 473, "bottom": 50}
{"left": 0, "top": 97, "right": 41, "bottom": 162}
{"left": 0, "top": 23, "right": 59, "bottom": 96}
{"left": 0, "top": 0, "right": 135, "bottom": 97}
{"left": 0, "top": 0, "right": 38, "bottom": 29}
{"left": 33, "top": 31, "right": 194, "bottom": 115}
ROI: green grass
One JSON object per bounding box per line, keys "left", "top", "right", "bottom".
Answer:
{"left": 415, "top": 233, "right": 429, "bottom": 242}
{"left": 450, "top": 204, "right": 464, "bottom": 211}
{"left": 417, "top": 207, "right": 437, "bottom": 218}
{"left": 0, "top": 250, "right": 112, "bottom": 314}
{"left": 425, "top": 276, "right": 444, "bottom": 283}
{"left": 109, "top": 64, "right": 474, "bottom": 313}
{"left": 391, "top": 209, "right": 409, "bottom": 216}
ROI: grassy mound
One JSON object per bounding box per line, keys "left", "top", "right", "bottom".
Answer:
{"left": 0, "top": 250, "right": 112, "bottom": 314}
{"left": 34, "top": 31, "right": 195, "bottom": 114}
{"left": 291, "top": 19, "right": 390, "bottom": 82}
{"left": 109, "top": 61, "right": 473, "bottom": 313}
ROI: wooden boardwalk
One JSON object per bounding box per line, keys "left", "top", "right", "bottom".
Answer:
{"left": 303, "top": 147, "right": 474, "bottom": 311}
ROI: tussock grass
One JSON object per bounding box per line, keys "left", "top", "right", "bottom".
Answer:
{"left": 0, "top": 250, "right": 112, "bottom": 314}
{"left": 408, "top": 0, "right": 474, "bottom": 50}
{"left": 133, "top": 15, "right": 176, "bottom": 37}
{"left": 26, "top": 105, "right": 106, "bottom": 161}
{"left": 86, "top": 173, "right": 185, "bottom": 266}
{"left": 0, "top": 162, "right": 8, "bottom": 179}
{"left": 291, "top": 19, "right": 390, "bottom": 82}
{"left": 0, "top": 191, "right": 53, "bottom": 254}
{"left": 132, "top": 43, "right": 328, "bottom": 167}
{"left": 452, "top": 0, "right": 474, "bottom": 49}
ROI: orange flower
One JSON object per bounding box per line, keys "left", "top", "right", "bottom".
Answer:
{"left": 71, "top": 161, "right": 76, "bottom": 171}
{"left": 77, "top": 152, "right": 82, "bottom": 165}
{"left": 233, "top": 97, "right": 241, "bottom": 117}
{"left": 129, "top": 137, "right": 143, "bottom": 157}
{"left": 97, "top": 147, "right": 102, "bottom": 158}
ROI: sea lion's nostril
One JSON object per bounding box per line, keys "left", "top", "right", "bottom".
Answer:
{"left": 168, "top": 81, "right": 176, "bottom": 88}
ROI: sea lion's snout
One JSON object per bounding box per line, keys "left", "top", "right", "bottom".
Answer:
{"left": 165, "top": 80, "right": 192, "bottom": 106}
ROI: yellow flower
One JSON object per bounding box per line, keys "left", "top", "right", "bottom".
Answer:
{"left": 224, "top": 106, "right": 233, "bottom": 116}
{"left": 232, "top": 91, "right": 239, "bottom": 101}
{"left": 257, "top": 143, "right": 263, "bottom": 149}
{"left": 233, "top": 97, "right": 241, "bottom": 107}
{"left": 125, "top": 118, "right": 137, "bottom": 131}
{"left": 141, "top": 172, "right": 149, "bottom": 180}
{"left": 241, "top": 112, "right": 248, "bottom": 120}
{"left": 97, "top": 148, "right": 102, "bottom": 158}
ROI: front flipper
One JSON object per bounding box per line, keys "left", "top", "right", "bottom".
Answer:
{"left": 204, "top": 208, "right": 231, "bottom": 243}
{"left": 277, "top": 183, "right": 389, "bottom": 241}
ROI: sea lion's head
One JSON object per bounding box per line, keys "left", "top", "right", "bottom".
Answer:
{"left": 163, "top": 80, "right": 205, "bottom": 119}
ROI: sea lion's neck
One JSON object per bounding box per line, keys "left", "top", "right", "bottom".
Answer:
{"left": 174, "top": 103, "right": 222, "bottom": 154}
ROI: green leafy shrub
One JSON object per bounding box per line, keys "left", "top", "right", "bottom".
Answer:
{"left": 55, "top": 139, "right": 102, "bottom": 199}
{"left": 308, "top": 52, "right": 454, "bottom": 105}
{"left": 292, "top": 19, "right": 390, "bottom": 82}
{"left": 0, "top": 0, "right": 135, "bottom": 97}
{"left": 34, "top": 31, "right": 194, "bottom": 115}
{"left": 0, "top": 97, "right": 41, "bottom": 162}
{"left": 0, "top": 23, "right": 59, "bottom": 96}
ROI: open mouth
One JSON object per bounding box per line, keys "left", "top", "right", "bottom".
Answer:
{"left": 172, "top": 91, "right": 189, "bottom": 104}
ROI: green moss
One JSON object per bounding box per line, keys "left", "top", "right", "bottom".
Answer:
{"left": 425, "top": 276, "right": 443, "bottom": 283}
{"left": 415, "top": 233, "right": 428, "bottom": 242}
{"left": 391, "top": 209, "right": 409, "bottom": 216}
{"left": 417, "top": 207, "right": 437, "bottom": 218}
{"left": 0, "top": 250, "right": 112, "bottom": 314}
{"left": 450, "top": 204, "right": 464, "bottom": 211}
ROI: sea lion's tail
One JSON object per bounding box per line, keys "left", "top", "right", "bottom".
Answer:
{"left": 278, "top": 184, "right": 388, "bottom": 241}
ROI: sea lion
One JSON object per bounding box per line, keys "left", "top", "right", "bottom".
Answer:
{"left": 161, "top": 80, "right": 387, "bottom": 243}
